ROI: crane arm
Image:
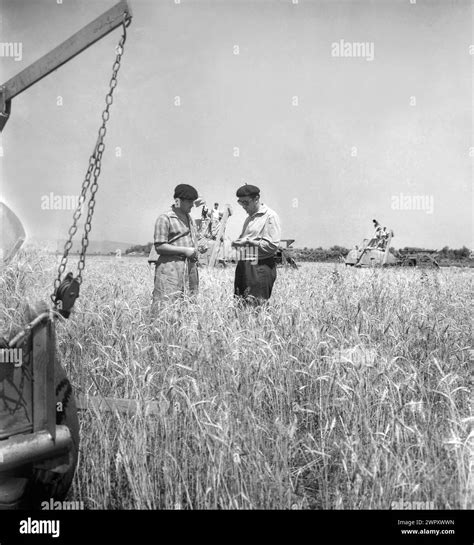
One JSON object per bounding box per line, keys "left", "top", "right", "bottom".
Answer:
{"left": 0, "top": 0, "right": 132, "bottom": 132}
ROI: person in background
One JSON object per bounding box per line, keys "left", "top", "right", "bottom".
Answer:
{"left": 151, "top": 184, "right": 200, "bottom": 309}
{"left": 232, "top": 184, "right": 281, "bottom": 304}
{"left": 210, "top": 203, "right": 221, "bottom": 239}
{"left": 371, "top": 219, "right": 382, "bottom": 247}
{"left": 210, "top": 203, "right": 220, "bottom": 222}
{"left": 378, "top": 226, "right": 389, "bottom": 249}
{"left": 373, "top": 219, "right": 382, "bottom": 236}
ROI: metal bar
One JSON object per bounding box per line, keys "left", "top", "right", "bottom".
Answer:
{"left": 25, "top": 311, "right": 51, "bottom": 331}
{"left": 32, "top": 319, "right": 56, "bottom": 438}
{"left": 0, "top": 426, "right": 71, "bottom": 472}
{"left": 382, "top": 233, "right": 393, "bottom": 265}
{"left": 7, "top": 311, "right": 50, "bottom": 348}
{"left": 354, "top": 229, "right": 377, "bottom": 267}
{"left": 1, "top": 0, "right": 132, "bottom": 103}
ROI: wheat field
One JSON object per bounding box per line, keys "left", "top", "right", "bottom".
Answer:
{"left": 1, "top": 249, "right": 472, "bottom": 510}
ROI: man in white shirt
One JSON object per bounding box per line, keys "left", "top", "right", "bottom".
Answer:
{"left": 232, "top": 184, "right": 281, "bottom": 304}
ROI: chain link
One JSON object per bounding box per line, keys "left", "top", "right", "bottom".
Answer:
{"left": 52, "top": 14, "right": 131, "bottom": 306}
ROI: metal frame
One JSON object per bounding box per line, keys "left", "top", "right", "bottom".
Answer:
{"left": 0, "top": 313, "right": 72, "bottom": 472}
{"left": 0, "top": 427, "right": 72, "bottom": 472}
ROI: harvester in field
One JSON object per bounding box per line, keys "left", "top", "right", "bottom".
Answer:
{"left": 345, "top": 220, "right": 398, "bottom": 267}
{"left": 0, "top": 1, "right": 133, "bottom": 508}
{"left": 344, "top": 219, "right": 440, "bottom": 268}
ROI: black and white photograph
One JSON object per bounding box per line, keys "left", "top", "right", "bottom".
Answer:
{"left": 0, "top": 0, "right": 472, "bottom": 543}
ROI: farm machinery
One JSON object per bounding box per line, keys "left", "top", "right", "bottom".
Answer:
{"left": 0, "top": 1, "right": 133, "bottom": 508}
{"left": 0, "top": 304, "right": 80, "bottom": 509}
{"left": 344, "top": 223, "right": 398, "bottom": 267}
{"left": 394, "top": 249, "right": 440, "bottom": 268}
{"left": 344, "top": 220, "right": 440, "bottom": 268}
{"left": 275, "top": 239, "right": 298, "bottom": 269}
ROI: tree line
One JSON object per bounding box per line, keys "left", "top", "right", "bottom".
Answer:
{"left": 124, "top": 243, "right": 472, "bottom": 263}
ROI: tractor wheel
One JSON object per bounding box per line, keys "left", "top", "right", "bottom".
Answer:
{"left": 25, "top": 356, "right": 80, "bottom": 507}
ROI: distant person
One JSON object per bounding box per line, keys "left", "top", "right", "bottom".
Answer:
{"left": 379, "top": 226, "right": 389, "bottom": 248}
{"left": 210, "top": 203, "right": 221, "bottom": 239}
{"left": 198, "top": 202, "right": 211, "bottom": 238}
{"left": 371, "top": 219, "right": 382, "bottom": 247}
{"left": 151, "top": 184, "right": 200, "bottom": 309}
{"left": 232, "top": 184, "right": 281, "bottom": 304}
{"left": 373, "top": 219, "right": 382, "bottom": 236}
{"left": 210, "top": 203, "right": 220, "bottom": 222}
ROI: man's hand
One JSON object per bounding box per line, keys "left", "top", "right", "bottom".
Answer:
{"left": 232, "top": 238, "right": 247, "bottom": 248}
{"left": 182, "top": 247, "right": 197, "bottom": 259}
{"left": 232, "top": 238, "right": 256, "bottom": 248}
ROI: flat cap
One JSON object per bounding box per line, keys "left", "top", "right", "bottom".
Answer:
{"left": 174, "top": 184, "right": 199, "bottom": 200}
{"left": 236, "top": 184, "right": 260, "bottom": 197}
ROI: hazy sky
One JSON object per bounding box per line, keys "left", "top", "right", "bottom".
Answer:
{"left": 0, "top": 0, "right": 472, "bottom": 249}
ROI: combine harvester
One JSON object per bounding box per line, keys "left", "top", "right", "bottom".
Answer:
{"left": 344, "top": 220, "right": 439, "bottom": 268}
{"left": 0, "top": 1, "right": 133, "bottom": 508}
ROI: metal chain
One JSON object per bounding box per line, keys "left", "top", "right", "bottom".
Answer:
{"left": 51, "top": 13, "right": 131, "bottom": 305}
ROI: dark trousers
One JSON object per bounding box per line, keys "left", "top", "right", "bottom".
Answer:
{"left": 234, "top": 258, "right": 277, "bottom": 303}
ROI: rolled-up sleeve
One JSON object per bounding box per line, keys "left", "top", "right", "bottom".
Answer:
{"left": 154, "top": 215, "right": 169, "bottom": 246}
{"left": 258, "top": 213, "right": 281, "bottom": 255}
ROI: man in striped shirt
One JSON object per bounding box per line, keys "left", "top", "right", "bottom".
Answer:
{"left": 232, "top": 184, "right": 281, "bottom": 304}
{"left": 151, "top": 184, "right": 200, "bottom": 308}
